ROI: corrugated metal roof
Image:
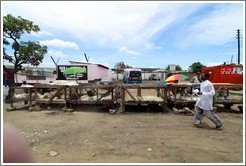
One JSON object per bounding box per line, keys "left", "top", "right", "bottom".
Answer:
{"left": 69, "top": 61, "right": 109, "bottom": 69}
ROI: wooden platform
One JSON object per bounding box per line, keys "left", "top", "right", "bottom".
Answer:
{"left": 8, "top": 82, "right": 243, "bottom": 112}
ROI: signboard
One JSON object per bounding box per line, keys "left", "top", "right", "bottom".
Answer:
{"left": 202, "top": 65, "right": 243, "bottom": 84}
{"left": 169, "top": 64, "right": 176, "bottom": 71}
{"left": 220, "top": 66, "right": 243, "bottom": 75}
{"left": 57, "top": 65, "right": 88, "bottom": 80}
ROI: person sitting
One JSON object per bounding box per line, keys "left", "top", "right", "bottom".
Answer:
{"left": 21, "top": 81, "right": 33, "bottom": 87}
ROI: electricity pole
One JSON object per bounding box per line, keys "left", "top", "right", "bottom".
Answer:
{"left": 237, "top": 29, "right": 240, "bottom": 64}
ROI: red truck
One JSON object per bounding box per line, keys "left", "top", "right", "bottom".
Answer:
{"left": 201, "top": 64, "right": 243, "bottom": 84}
{"left": 201, "top": 64, "right": 243, "bottom": 110}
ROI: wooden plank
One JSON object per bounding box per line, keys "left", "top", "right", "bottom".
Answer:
{"left": 48, "top": 87, "right": 66, "bottom": 103}
{"left": 124, "top": 88, "right": 138, "bottom": 102}
{"left": 10, "top": 83, "right": 243, "bottom": 112}
{"left": 214, "top": 99, "right": 243, "bottom": 104}
{"left": 69, "top": 87, "right": 81, "bottom": 100}
{"left": 98, "top": 89, "right": 113, "bottom": 101}
{"left": 36, "top": 99, "right": 66, "bottom": 104}
{"left": 154, "top": 88, "right": 166, "bottom": 101}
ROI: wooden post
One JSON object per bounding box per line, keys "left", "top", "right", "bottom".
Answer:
{"left": 111, "top": 87, "right": 114, "bottom": 100}
{"left": 34, "top": 87, "right": 38, "bottom": 107}
{"left": 10, "top": 97, "right": 14, "bottom": 108}
{"left": 121, "top": 87, "right": 125, "bottom": 112}
{"left": 24, "top": 87, "right": 28, "bottom": 105}
{"left": 97, "top": 87, "right": 99, "bottom": 101}
{"left": 64, "top": 86, "right": 67, "bottom": 108}
{"left": 29, "top": 88, "right": 32, "bottom": 107}
{"left": 157, "top": 87, "right": 160, "bottom": 97}
{"left": 162, "top": 86, "right": 168, "bottom": 113}
{"left": 137, "top": 86, "right": 141, "bottom": 97}
{"left": 174, "top": 86, "right": 177, "bottom": 104}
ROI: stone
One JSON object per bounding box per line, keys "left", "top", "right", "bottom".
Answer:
{"left": 67, "top": 108, "right": 74, "bottom": 112}
{"left": 6, "top": 106, "right": 16, "bottom": 111}
{"left": 49, "top": 151, "right": 58, "bottom": 157}
{"left": 109, "top": 109, "right": 116, "bottom": 114}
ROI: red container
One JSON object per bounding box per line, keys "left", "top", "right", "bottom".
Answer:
{"left": 201, "top": 64, "right": 243, "bottom": 84}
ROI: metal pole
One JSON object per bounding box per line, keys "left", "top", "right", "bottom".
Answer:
{"left": 237, "top": 29, "right": 240, "bottom": 64}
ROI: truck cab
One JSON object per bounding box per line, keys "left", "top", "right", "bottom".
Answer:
{"left": 123, "top": 68, "right": 142, "bottom": 84}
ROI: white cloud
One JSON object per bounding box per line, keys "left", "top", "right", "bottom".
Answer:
{"left": 40, "top": 39, "right": 79, "bottom": 50}
{"left": 31, "top": 30, "right": 54, "bottom": 37}
{"left": 148, "top": 66, "right": 157, "bottom": 68}
{"left": 38, "top": 30, "right": 54, "bottom": 37}
{"left": 2, "top": 2, "right": 243, "bottom": 68}
{"left": 38, "top": 61, "right": 56, "bottom": 68}
{"left": 179, "top": 4, "right": 243, "bottom": 47}
{"left": 206, "top": 62, "right": 224, "bottom": 67}
{"left": 47, "top": 49, "right": 68, "bottom": 58}
{"left": 2, "top": 2, "right": 203, "bottom": 51}
{"left": 153, "top": 46, "right": 162, "bottom": 50}
{"left": 119, "top": 46, "right": 140, "bottom": 56}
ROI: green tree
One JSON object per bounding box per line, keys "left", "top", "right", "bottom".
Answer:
{"left": 3, "top": 14, "right": 48, "bottom": 102}
{"left": 175, "top": 65, "right": 182, "bottom": 71}
{"left": 114, "top": 62, "right": 132, "bottom": 80}
{"left": 114, "top": 61, "right": 131, "bottom": 71}
{"left": 189, "top": 62, "right": 206, "bottom": 73}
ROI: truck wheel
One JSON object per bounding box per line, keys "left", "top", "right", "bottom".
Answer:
{"left": 238, "top": 105, "right": 243, "bottom": 113}
{"left": 224, "top": 104, "right": 233, "bottom": 109}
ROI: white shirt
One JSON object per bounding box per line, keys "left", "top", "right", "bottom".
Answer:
{"left": 195, "top": 80, "right": 215, "bottom": 110}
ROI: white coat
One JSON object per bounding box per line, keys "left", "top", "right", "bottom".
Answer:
{"left": 195, "top": 80, "right": 215, "bottom": 110}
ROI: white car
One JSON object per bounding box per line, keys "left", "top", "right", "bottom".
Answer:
{"left": 100, "top": 77, "right": 113, "bottom": 85}
{"left": 149, "top": 74, "right": 160, "bottom": 80}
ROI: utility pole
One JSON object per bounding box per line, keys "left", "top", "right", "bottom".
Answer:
{"left": 237, "top": 29, "right": 240, "bottom": 64}
{"left": 230, "top": 55, "right": 233, "bottom": 64}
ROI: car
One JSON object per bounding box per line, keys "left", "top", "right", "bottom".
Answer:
{"left": 100, "top": 77, "right": 113, "bottom": 85}
{"left": 123, "top": 68, "right": 142, "bottom": 84}
{"left": 149, "top": 74, "right": 160, "bottom": 80}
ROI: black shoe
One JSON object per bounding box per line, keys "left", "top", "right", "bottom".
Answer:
{"left": 193, "top": 124, "right": 202, "bottom": 128}
{"left": 216, "top": 124, "right": 223, "bottom": 129}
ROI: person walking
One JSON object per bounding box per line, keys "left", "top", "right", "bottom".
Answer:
{"left": 193, "top": 73, "right": 223, "bottom": 129}
{"left": 5, "top": 74, "right": 10, "bottom": 87}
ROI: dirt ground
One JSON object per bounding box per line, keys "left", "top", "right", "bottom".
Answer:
{"left": 2, "top": 97, "right": 244, "bottom": 164}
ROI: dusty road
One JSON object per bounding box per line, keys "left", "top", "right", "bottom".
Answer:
{"left": 2, "top": 100, "right": 244, "bottom": 164}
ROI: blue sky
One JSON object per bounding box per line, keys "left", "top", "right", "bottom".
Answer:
{"left": 2, "top": 1, "right": 244, "bottom": 70}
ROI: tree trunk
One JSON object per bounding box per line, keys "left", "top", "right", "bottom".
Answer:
{"left": 5, "top": 73, "right": 16, "bottom": 103}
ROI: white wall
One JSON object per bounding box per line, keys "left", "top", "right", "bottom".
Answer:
{"left": 15, "top": 73, "right": 57, "bottom": 84}
{"left": 112, "top": 73, "right": 123, "bottom": 80}
{"left": 88, "top": 64, "right": 112, "bottom": 80}
{"left": 14, "top": 64, "right": 112, "bottom": 84}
